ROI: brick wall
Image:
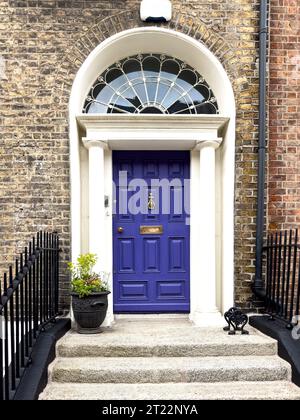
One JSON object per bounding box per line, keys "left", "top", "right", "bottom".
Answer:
{"left": 0, "top": 0, "right": 261, "bottom": 311}
{"left": 268, "top": 0, "right": 300, "bottom": 232}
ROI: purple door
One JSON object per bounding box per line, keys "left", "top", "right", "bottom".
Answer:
{"left": 113, "top": 151, "right": 190, "bottom": 313}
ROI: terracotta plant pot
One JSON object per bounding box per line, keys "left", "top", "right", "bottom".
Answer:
{"left": 71, "top": 291, "right": 111, "bottom": 334}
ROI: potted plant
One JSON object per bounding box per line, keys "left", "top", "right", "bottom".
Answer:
{"left": 68, "top": 254, "right": 110, "bottom": 334}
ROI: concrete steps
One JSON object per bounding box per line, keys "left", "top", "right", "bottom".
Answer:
{"left": 56, "top": 328, "right": 277, "bottom": 358}
{"left": 50, "top": 355, "right": 290, "bottom": 384}
{"left": 40, "top": 381, "right": 300, "bottom": 400}
{"left": 39, "top": 319, "right": 300, "bottom": 400}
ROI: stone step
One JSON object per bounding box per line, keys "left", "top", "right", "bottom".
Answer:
{"left": 50, "top": 355, "right": 290, "bottom": 384}
{"left": 40, "top": 381, "right": 300, "bottom": 400}
{"left": 57, "top": 327, "right": 277, "bottom": 358}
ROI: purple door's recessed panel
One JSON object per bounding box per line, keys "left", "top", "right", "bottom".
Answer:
{"left": 168, "top": 160, "right": 185, "bottom": 177}
{"left": 143, "top": 160, "right": 159, "bottom": 178}
{"left": 118, "top": 238, "right": 135, "bottom": 273}
{"left": 119, "top": 282, "right": 148, "bottom": 300}
{"left": 168, "top": 237, "right": 186, "bottom": 273}
{"left": 113, "top": 151, "right": 190, "bottom": 313}
{"left": 157, "top": 281, "right": 185, "bottom": 298}
{"left": 143, "top": 238, "right": 161, "bottom": 273}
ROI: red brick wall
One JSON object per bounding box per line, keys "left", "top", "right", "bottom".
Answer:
{"left": 268, "top": 0, "right": 300, "bottom": 231}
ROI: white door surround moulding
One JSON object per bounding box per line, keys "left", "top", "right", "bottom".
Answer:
{"left": 69, "top": 27, "right": 236, "bottom": 327}
{"left": 78, "top": 115, "right": 229, "bottom": 150}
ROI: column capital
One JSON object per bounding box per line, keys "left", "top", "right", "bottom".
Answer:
{"left": 82, "top": 138, "right": 108, "bottom": 150}
{"left": 195, "top": 139, "right": 222, "bottom": 151}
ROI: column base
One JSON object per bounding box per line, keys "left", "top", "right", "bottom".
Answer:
{"left": 102, "top": 313, "right": 115, "bottom": 328}
{"left": 101, "top": 289, "right": 114, "bottom": 327}
{"left": 189, "top": 310, "right": 224, "bottom": 327}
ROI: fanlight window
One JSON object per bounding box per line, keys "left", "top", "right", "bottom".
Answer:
{"left": 83, "top": 54, "right": 219, "bottom": 115}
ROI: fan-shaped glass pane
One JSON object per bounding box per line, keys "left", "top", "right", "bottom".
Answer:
{"left": 83, "top": 54, "right": 219, "bottom": 115}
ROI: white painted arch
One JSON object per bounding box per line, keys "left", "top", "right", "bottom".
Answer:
{"left": 69, "top": 27, "right": 236, "bottom": 326}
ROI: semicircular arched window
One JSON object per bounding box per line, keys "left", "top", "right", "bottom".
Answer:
{"left": 83, "top": 54, "right": 219, "bottom": 115}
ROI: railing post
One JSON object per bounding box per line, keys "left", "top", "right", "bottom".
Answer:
{"left": 24, "top": 247, "right": 29, "bottom": 358}
{"left": 49, "top": 232, "right": 52, "bottom": 319}
{"left": 287, "top": 229, "right": 298, "bottom": 329}
{"left": 267, "top": 233, "right": 274, "bottom": 317}
{"left": 285, "top": 230, "right": 293, "bottom": 321}
{"left": 280, "top": 231, "right": 288, "bottom": 318}
{"left": 44, "top": 232, "right": 48, "bottom": 323}
{"left": 39, "top": 231, "right": 43, "bottom": 326}
{"left": 32, "top": 236, "right": 37, "bottom": 340}
{"left": 20, "top": 253, "right": 25, "bottom": 369}
{"left": 9, "top": 266, "right": 15, "bottom": 391}
{"left": 3, "top": 274, "right": 9, "bottom": 400}
{"left": 275, "top": 231, "right": 283, "bottom": 313}
{"left": 28, "top": 242, "right": 33, "bottom": 349}
{"left": 55, "top": 233, "right": 59, "bottom": 315}
{"left": 271, "top": 233, "right": 278, "bottom": 318}
{"left": 15, "top": 259, "right": 20, "bottom": 380}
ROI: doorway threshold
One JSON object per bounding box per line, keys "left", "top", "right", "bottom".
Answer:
{"left": 114, "top": 314, "right": 190, "bottom": 320}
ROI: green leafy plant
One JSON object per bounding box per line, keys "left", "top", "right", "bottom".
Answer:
{"left": 68, "top": 254, "right": 109, "bottom": 298}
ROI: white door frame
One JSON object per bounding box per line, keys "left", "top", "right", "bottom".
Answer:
{"left": 69, "top": 27, "right": 236, "bottom": 326}
{"left": 77, "top": 114, "right": 230, "bottom": 326}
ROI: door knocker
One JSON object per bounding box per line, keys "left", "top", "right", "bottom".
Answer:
{"left": 148, "top": 192, "right": 155, "bottom": 210}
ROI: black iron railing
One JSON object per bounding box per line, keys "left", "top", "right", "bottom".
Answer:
{"left": 0, "top": 231, "right": 60, "bottom": 400}
{"left": 263, "top": 229, "right": 300, "bottom": 329}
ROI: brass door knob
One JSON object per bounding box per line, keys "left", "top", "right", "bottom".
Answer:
{"left": 117, "top": 227, "right": 124, "bottom": 233}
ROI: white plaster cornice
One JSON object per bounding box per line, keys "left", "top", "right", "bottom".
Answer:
{"left": 77, "top": 114, "right": 229, "bottom": 150}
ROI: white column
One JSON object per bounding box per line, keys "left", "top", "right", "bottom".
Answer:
{"left": 84, "top": 140, "right": 107, "bottom": 272}
{"left": 83, "top": 139, "right": 114, "bottom": 327}
{"left": 190, "top": 140, "right": 223, "bottom": 326}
